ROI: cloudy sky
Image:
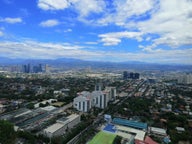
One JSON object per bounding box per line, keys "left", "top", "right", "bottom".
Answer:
{"left": 0, "top": 0, "right": 192, "bottom": 64}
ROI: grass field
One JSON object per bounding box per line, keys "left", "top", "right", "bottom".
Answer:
{"left": 89, "top": 131, "right": 116, "bottom": 144}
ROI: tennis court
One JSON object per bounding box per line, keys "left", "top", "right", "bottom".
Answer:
{"left": 89, "top": 131, "right": 116, "bottom": 144}
{"left": 103, "top": 123, "right": 117, "bottom": 133}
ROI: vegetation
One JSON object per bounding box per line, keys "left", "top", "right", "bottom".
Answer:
{"left": 0, "top": 120, "right": 16, "bottom": 144}
{"left": 113, "top": 135, "right": 122, "bottom": 144}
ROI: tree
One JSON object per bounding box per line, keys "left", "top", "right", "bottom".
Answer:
{"left": 26, "top": 102, "right": 34, "bottom": 109}
{"left": 0, "top": 120, "right": 16, "bottom": 144}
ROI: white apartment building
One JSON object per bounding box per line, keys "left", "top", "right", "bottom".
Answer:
{"left": 105, "top": 86, "right": 117, "bottom": 100}
{"left": 178, "top": 74, "right": 192, "bottom": 84}
{"left": 73, "top": 91, "right": 92, "bottom": 112}
{"left": 73, "top": 87, "right": 116, "bottom": 112}
{"left": 91, "top": 91, "right": 109, "bottom": 109}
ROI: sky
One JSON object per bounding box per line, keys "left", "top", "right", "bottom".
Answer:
{"left": 0, "top": 0, "right": 192, "bottom": 64}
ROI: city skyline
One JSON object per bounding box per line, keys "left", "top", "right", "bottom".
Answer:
{"left": 0, "top": 0, "right": 192, "bottom": 64}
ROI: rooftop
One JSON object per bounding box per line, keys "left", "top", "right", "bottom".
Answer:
{"left": 113, "top": 118, "right": 148, "bottom": 130}
{"left": 41, "top": 105, "right": 56, "bottom": 111}
{"left": 44, "top": 123, "right": 64, "bottom": 133}
{"left": 116, "top": 125, "right": 146, "bottom": 141}
{"left": 150, "top": 127, "right": 167, "bottom": 135}
{"left": 57, "top": 114, "right": 79, "bottom": 125}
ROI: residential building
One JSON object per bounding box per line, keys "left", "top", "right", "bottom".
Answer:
{"left": 73, "top": 86, "right": 116, "bottom": 112}
{"left": 91, "top": 91, "right": 109, "bottom": 109}
{"left": 73, "top": 91, "right": 92, "bottom": 112}
{"left": 105, "top": 86, "right": 117, "bottom": 100}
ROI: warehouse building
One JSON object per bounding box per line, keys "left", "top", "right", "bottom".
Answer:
{"left": 43, "top": 114, "right": 80, "bottom": 138}
{"left": 113, "top": 118, "right": 148, "bottom": 131}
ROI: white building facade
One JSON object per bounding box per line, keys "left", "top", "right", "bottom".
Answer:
{"left": 73, "top": 91, "right": 92, "bottom": 112}
{"left": 73, "top": 87, "right": 116, "bottom": 112}
{"left": 178, "top": 74, "right": 192, "bottom": 84}
{"left": 43, "top": 114, "right": 80, "bottom": 138}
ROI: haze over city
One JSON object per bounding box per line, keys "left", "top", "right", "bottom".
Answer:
{"left": 0, "top": 0, "right": 192, "bottom": 64}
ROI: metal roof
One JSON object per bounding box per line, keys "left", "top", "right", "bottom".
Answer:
{"left": 113, "top": 118, "right": 147, "bottom": 130}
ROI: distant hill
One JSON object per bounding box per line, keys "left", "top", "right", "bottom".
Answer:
{"left": 0, "top": 57, "right": 191, "bottom": 71}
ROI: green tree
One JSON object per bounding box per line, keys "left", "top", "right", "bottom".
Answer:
{"left": 26, "top": 102, "right": 34, "bottom": 109}
{"left": 0, "top": 120, "right": 16, "bottom": 144}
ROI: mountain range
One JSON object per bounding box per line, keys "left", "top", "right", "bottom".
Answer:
{"left": 0, "top": 57, "right": 191, "bottom": 71}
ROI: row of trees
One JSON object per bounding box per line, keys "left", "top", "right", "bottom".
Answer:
{"left": 0, "top": 120, "right": 49, "bottom": 144}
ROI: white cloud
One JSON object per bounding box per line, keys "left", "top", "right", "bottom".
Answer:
{"left": 0, "top": 31, "right": 3, "bottom": 37}
{"left": 0, "top": 17, "right": 22, "bottom": 24}
{"left": 64, "top": 28, "right": 72, "bottom": 32}
{"left": 40, "top": 19, "right": 60, "bottom": 27}
{"left": 0, "top": 40, "right": 191, "bottom": 64}
{"left": 85, "top": 41, "right": 98, "bottom": 45}
{"left": 137, "top": 0, "right": 192, "bottom": 49}
{"left": 97, "top": 0, "right": 156, "bottom": 25}
{"left": 38, "top": 0, "right": 69, "bottom": 10}
{"left": 96, "top": 0, "right": 192, "bottom": 50}
{"left": 99, "top": 31, "right": 143, "bottom": 46}
{"left": 72, "top": 0, "right": 106, "bottom": 17}
{"left": 37, "top": 0, "right": 106, "bottom": 18}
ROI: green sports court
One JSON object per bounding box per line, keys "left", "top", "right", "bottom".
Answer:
{"left": 88, "top": 131, "right": 116, "bottom": 144}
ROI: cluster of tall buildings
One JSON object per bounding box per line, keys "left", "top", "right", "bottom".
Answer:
{"left": 22, "top": 64, "right": 49, "bottom": 73}
{"left": 178, "top": 74, "right": 192, "bottom": 84}
{"left": 73, "top": 85, "right": 116, "bottom": 112}
{"left": 123, "top": 71, "right": 140, "bottom": 80}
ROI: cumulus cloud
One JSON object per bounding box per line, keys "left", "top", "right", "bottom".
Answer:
{"left": 0, "top": 40, "right": 191, "bottom": 64}
{"left": 99, "top": 31, "right": 143, "bottom": 46}
{"left": 97, "top": 0, "right": 156, "bottom": 26}
{"left": 37, "top": 0, "right": 106, "bottom": 18}
{"left": 72, "top": 0, "right": 106, "bottom": 17}
{"left": 0, "top": 17, "right": 22, "bottom": 24}
{"left": 0, "top": 40, "right": 84, "bottom": 59}
{"left": 38, "top": 0, "right": 69, "bottom": 10}
{"left": 40, "top": 19, "right": 60, "bottom": 27}
{"left": 136, "top": 0, "right": 192, "bottom": 49}
{"left": 96, "top": 0, "right": 192, "bottom": 49}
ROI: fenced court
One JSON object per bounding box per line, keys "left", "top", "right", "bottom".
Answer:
{"left": 88, "top": 131, "right": 116, "bottom": 144}
{"left": 103, "top": 123, "right": 117, "bottom": 133}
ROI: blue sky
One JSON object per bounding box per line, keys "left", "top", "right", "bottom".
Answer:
{"left": 0, "top": 0, "right": 192, "bottom": 64}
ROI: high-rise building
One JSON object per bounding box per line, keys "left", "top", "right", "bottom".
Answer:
{"left": 91, "top": 91, "right": 109, "bottom": 109}
{"left": 22, "top": 64, "right": 31, "bottom": 73}
{"left": 134, "top": 73, "right": 140, "bottom": 79}
{"left": 178, "top": 74, "right": 192, "bottom": 84}
{"left": 105, "top": 87, "right": 117, "bottom": 100}
{"left": 123, "top": 71, "right": 128, "bottom": 80}
{"left": 45, "top": 64, "right": 49, "bottom": 73}
{"left": 73, "top": 91, "right": 92, "bottom": 112}
{"left": 73, "top": 86, "right": 116, "bottom": 112}
{"left": 123, "top": 71, "right": 140, "bottom": 80}
{"left": 33, "top": 64, "right": 43, "bottom": 73}
{"left": 95, "top": 83, "right": 103, "bottom": 91}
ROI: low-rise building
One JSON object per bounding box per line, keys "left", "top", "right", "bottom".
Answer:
{"left": 176, "top": 127, "right": 185, "bottom": 133}
{"left": 43, "top": 114, "right": 80, "bottom": 138}
{"left": 149, "top": 127, "right": 167, "bottom": 137}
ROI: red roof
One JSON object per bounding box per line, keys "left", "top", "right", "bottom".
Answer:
{"left": 144, "top": 136, "right": 158, "bottom": 144}
{"left": 135, "top": 139, "right": 148, "bottom": 144}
